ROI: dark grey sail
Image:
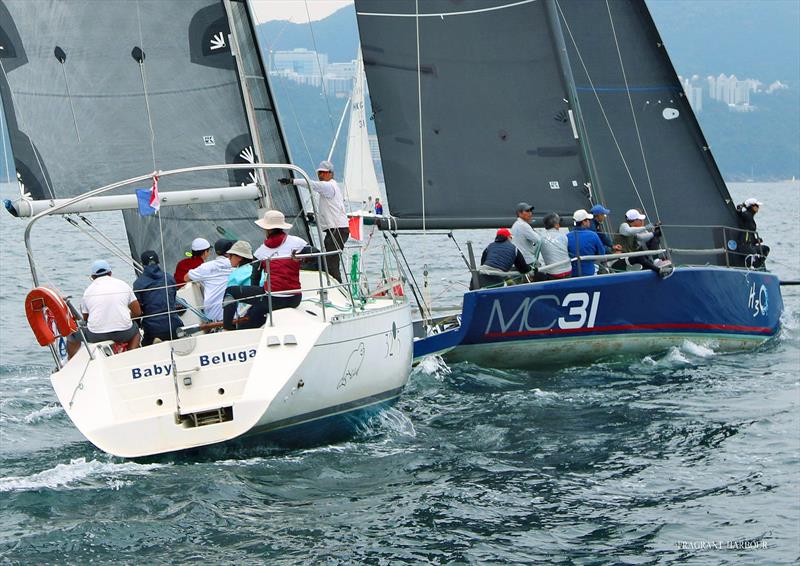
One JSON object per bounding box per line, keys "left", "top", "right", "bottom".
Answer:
{"left": 355, "top": 0, "right": 593, "bottom": 229}
{"left": 0, "top": 0, "right": 307, "bottom": 270}
{"left": 554, "top": 0, "right": 740, "bottom": 264}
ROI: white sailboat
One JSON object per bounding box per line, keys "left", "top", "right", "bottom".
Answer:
{"left": 2, "top": 0, "right": 412, "bottom": 457}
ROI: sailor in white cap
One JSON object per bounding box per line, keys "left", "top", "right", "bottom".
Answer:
{"left": 173, "top": 237, "right": 212, "bottom": 288}
{"left": 66, "top": 259, "right": 142, "bottom": 359}
{"left": 736, "top": 198, "right": 769, "bottom": 267}
{"left": 278, "top": 160, "right": 349, "bottom": 281}
{"left": 616, "top": 209, "right": 670, "bottom": 276}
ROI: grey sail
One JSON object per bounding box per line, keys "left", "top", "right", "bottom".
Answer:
{"left": 355, "top": 0, "right": 593, "bottom": 230}
{"left": 0, "top": 0, "right": 307, "bottom": 270}
{"left": 554, "top": 0, "right": 739, "bottom": 264}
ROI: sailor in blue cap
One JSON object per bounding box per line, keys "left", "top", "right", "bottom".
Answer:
{"left": 589, "top": 204, "right": 620, "bottom": 253}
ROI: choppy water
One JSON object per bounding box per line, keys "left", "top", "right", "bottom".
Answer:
{"left": 1, "top": 183, "right": 798, "bottom": 564}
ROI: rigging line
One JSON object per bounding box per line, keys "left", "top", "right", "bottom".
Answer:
{"left": 59, "top": 63, "right": 81, "bottom": 143}
{"left": 0, "top": 59, "right": 55, "bottom": 200}
{"left": 358, "top": 0, "right": 538, "bottom": 18}
{"left": 555, "top": 0, "right": 647, "bottom": 213}
{"left": 604, "top": 0, "right": 660, "bottom": 222}
{"left": 154, "top": 197, "right": 176, "bottom": 343}
{"left": 66, "top": 215, "right": 142, "bottom": 272}
{"left": 415, "top": 0, "right": 426, "bottom": 233}
{"left": 303, "top": 0, "right": 336, "bottom": 135}
{"left": 136, "top": 0, "right": 157, "bottom": 171}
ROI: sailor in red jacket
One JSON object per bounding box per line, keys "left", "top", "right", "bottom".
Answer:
{"left": 253, "top": 210, "right": 308, "bottom": 310}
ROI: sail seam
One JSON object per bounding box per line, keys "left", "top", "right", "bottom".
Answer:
{"left": 555, "top": 0, "right": 646, "bottom": 212}
{"left": 605, "top": 0, "right": 660, "bottom": 222}
{"left": 358, "top": 0, "right": 539, "bottom": 18}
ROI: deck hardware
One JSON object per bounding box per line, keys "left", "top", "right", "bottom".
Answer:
{"left": 283, "top": 334, "right": 298, "bottom": 345}
{"left": 267, "top": 336, "right": 280, "bottom": 347}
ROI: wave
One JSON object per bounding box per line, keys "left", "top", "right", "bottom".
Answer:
{"left": 415, "top": 355, "right": 452, "bottom": 379}
{"left": 0, "top": 457, "right": 165, "bottom": 493}
{"left": 22, "top": 404, "right": 64, "bottom": 424}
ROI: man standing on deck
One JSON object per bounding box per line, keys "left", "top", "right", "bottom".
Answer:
{"left": 279, "top": 160, "right": 349, "bottom": 282}
{"left": 736, "top": 198, "right": 770, "bottom": 268}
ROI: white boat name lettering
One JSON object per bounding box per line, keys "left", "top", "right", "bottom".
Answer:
{"left": 485, "top": 292, "right": 601, "bottom": 334}
{"left": 200, "top": 349, "right": 257, "bottom": 366}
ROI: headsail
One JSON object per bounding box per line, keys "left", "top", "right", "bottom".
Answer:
{"left": 355, "top": 0, "right": 592, "bottom": 229}
{"left": 0, "top": 0, "right": 307, "bottom": 269}
{"left": 554, "top": 0, "right": 739, "bottom": 262}
{"left": 343, "top": 50, "right": 382, "bottom": 209}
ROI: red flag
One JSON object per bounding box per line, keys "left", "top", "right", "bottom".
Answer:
{"left": 348, "top": 215, "right": 363, "bottom": 241}
{"left": 149, "top": 175, "right": 160, "bottom": 212}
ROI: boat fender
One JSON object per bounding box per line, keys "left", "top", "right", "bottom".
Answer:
{"left": 25, "top": 287, "right": 78, "bottom": 346}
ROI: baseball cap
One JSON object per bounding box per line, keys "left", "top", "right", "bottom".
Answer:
{"left": 316, "top": 160, "right": 334, "bottom": 173}
{"left": 744, "top": 198, "right": 763, "bottom": 207}
{"left": 227, "top": 240, "right": 253, "bottom": 260}
{"left": 214, "top": 239, "right": 235, "bottom": 256}
{"left": 573, "top": 209, "right": 593, "bottom": 223}
{"left": 625, "top": 209, "right": 646, "bottom": 221}
{"left": 191, "top": 237, "right": 211, "bottom": 252}
{"left": 140, "top": 250, "right": 159, "bottom": 266}
{"left": 515, "top": 202, "right": 534, "bottom": 213}
{"left": 590, "top": 204, "right": 611, "bottom": 215}
{"left": 91, "top": 259, "right": 111, "bottom": 276}
{"left": 496, "top": 228, "right": 512, "bottom": 239}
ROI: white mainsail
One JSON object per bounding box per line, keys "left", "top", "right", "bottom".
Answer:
{"left": 342, "top": 50, "right": 381, "bottom": 210}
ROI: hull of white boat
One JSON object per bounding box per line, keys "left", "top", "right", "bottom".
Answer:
{"left": 51, "top": 301, "right": 412, "bottom": 458}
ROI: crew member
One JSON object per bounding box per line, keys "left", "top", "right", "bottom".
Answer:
{"left": 614, "top": 209, "right": 671, "bottom": 276}
{"left": 538, "top": 213, "right": 572, "bottom": 280}
{"left": 737, "top": 198, "right": 769, "bottom": 268}
{"left": 185, "top": 239, "right": 233, "bottom": 321}
{"left": 473, "top": 228, "right": 531, "bottom": 289}
{"left": 510, "top": 202, "right": 540, "bottom": 268}
{"left": 66, "top": 260, "right": 141, "bottom": 358}
{"left": 254, "top": 209, "right": 309, "bottom": 311}
{"left": 566, "top": 210, "right": 606, "bottom": 277}
{"left": 133, "top": 250, "right": 183, "bottom": 346}
{"left": 279, "top": 161, "right": 349, "bottom": 282}
{"left": 174, "top": 237, "right": 211, "bottom": 288}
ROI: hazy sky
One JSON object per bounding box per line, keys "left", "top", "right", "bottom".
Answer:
{"left": 250, "top": 0, "right": 352, "bottom": 23}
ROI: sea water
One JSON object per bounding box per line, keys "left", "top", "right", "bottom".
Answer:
{"left": 0, "top": 183, "right": 797, "bottom": 564}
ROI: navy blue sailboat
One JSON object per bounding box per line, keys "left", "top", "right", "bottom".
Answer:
{"left": 354, "top": 0, "right": 782, "bottom": 367}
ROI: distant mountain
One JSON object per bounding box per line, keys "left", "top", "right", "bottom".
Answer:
{"left": 259, "top": 1, "right": 798, "bottom": 180}
{"left": 257, "top": 4, "right": 359, "bottom": 63}
{"left": 648, "top": 0, "right": 800, "bottom": 84}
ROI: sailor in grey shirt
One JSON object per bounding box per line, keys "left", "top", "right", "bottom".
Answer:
{"left": 510, "top": 202, "right": 541, "bottom": 266}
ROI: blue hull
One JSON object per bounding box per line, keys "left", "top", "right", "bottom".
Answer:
{"left": 414, "top": 267, "right": 783, "bottom": 367}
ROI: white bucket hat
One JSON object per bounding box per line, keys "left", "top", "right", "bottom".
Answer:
{"left": 227, "top": 240, "right": 253, "bottom": 259}
{"left": 255, "top": 210, "right": 293, "bottom": 230}
{"left": 572, "top": 209, "right": 593, "bottom": 223}
{"left": 625, "top": 209, "right": 646, "bottom": 221}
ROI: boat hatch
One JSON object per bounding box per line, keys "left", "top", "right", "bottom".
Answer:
{"left": 177, "top": 406, "right": 233, "bottom": 428}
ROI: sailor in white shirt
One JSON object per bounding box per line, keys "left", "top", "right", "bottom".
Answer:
{"left": 279, "top": 160, "right": 349, "bottom": 282}
{"left": 510, "top": 202, "right": 541, "bottom": 266}
{"left": 185, "top": 239, "right": 234, "bottom": 321}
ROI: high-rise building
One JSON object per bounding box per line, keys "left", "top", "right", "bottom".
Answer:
{"left": 272, "top": 48, "right": 328, "bottom": 77}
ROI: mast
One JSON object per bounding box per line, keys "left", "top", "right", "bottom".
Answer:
{"left": 222, "top": 0, "right": 270, "bottom": 208}
{"left": 544, "top": 0, "right": 598, "bottom": 207}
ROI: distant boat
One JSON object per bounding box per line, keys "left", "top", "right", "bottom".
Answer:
{"left": 355, "top": 0, "right": 783, "bottom": 368}
{"left": 2, "top": 0, "right": 412, "bottom": 457}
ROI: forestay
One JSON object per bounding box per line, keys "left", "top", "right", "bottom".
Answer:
{"left": 0, "top": 0, "right": 308, "bottom": 269}
{"left": 355, "top": 0, "right": 591, "bottom": 229}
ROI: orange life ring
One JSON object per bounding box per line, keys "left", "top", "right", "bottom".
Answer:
{"left": 25, "top": 287, "right": 78, "bottom": 346}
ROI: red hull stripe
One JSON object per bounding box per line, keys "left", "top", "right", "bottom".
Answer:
{"left": 485, "top": 323, "right": 775, "bottom": 339}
